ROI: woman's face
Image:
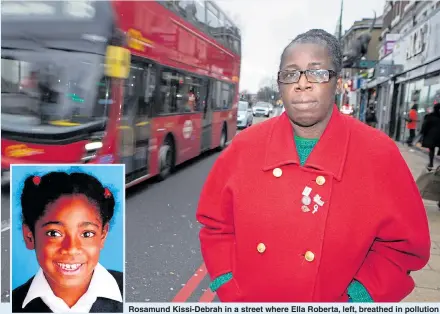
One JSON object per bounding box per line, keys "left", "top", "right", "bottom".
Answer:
{"left": 23, "top": 194, "right": 108, "bottom": 290}
{"left": 279, "top": 43, "right": 337, "bottom": 128}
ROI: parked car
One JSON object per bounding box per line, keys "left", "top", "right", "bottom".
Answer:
{"left": 252, "top": 102, "right": 271, "bottom": 117}
{"left": 237, "top": 101, "right": 253, "bottom": 128}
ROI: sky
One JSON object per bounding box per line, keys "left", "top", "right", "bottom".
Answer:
{"left": 215, "top": 0, "right": 387, "bottom": 94}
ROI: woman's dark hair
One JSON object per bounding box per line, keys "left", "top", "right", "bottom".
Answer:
{"left": 280, "top": 29, "right": 343, "bottom": 75}
{"left": 21, "top": 171, "right": 115, "bottom": 234}
{"left": 411, "top": 104, "right": 419, "bottom": 110}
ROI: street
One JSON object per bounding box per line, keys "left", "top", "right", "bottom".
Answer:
{"left": 123, "top": 114, "right": 271, "bottom": 303}
{"left": 1, "top": 111, "right": 439, "bottom": 303}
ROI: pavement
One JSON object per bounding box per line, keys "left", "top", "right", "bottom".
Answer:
{"left": 397, "top": 143, "right": 440, "bottom": 302}
{"left": 1, "top": 112, "right": 439, "bottom": 303}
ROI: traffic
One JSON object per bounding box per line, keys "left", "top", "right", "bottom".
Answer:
{"left": 1, "top": 0, "right": 241, "bottom": 186}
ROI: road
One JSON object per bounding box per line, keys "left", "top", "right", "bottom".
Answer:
{"left": 125, "top": 114, "right": 271, "bottom": 303}
{"left": 0, "top": 113, "right": 273, "bottom": 303}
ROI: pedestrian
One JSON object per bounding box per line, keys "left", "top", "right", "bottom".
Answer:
{"left": 365, "top": 105, "right": 377, "bottom": 128}
{"left": 419, "top": 103, "right": 440, "bottom": 171}
{"left": 196, "top": 29, "right": 430, "bottom": 302}
{"left": 12, "top": 172, "right": 123, "bottom": 313}
{"left": 405, "top": 104, "right": 419, "bottom": 146}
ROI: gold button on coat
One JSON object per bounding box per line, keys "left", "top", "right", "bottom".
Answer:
{"left": 316, "top": 176, "right": 325, "bottom": 186}
{"left": 273, "top": 168, "right": 282, "bottom": 178}
{"left": 304, "top": 251, "right": 315, "bottom": 262}
{"left": 257, "top": 243, "right": 266, "bottom": 253}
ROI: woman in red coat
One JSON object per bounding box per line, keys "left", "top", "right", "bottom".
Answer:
{"left": 196, "top": 29, "right": 431, "bottom": 302}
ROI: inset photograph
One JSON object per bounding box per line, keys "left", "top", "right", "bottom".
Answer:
{"left": 11, "top": 165, "right": 125, "bottom": 313}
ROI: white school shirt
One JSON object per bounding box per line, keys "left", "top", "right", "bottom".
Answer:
{"left": 22, "top": 263, "right": 122, "bottom": 313}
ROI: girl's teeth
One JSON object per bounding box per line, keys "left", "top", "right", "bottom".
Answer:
{"left": 57, "top": 263, "right": 81, "bottom": 270}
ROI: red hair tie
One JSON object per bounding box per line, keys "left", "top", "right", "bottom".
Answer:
{"left": 104, "top": 188, "right": 111, "bottom": 199}
{"left": 32, "top": 176, "right": 41, "bottom": 186}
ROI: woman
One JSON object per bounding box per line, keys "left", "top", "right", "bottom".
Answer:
{"left": 196, "top": 29, "right": 430, "bottom": 302}
{"left": 420, "top": 103, "right": 440, "bottom": 171}
{"left": 12, "top": 172, "right": 123, "bottom": 313}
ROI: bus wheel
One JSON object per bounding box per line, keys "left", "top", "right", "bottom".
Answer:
{"left": 158, "top": 138, "right": 174, "bottom": 181}
{"left": 218, "top": 127, "right": 227, "bottom": 151}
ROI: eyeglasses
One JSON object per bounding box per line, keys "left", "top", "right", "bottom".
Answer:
{"left": 278, "top": 69, "right": 337, "bottom": 84}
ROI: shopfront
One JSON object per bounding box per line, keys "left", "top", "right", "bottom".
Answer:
{"left": 364, "top": 68, "right": 392, "bottom": 134}
{"left": 386, "top": 7, "right": 440, "bottom": 142}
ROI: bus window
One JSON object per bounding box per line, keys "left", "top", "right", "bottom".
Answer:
{"left": 123, "top": 64, "right": 143, "bottom": 117}
{"left": 221, "top": 82, "right": 230, "bottom": 109}
{"left": 229, "top": 83, "right": 235, "bottom": 108}
{"left": 159, "top": 69, "right": 185, "bottom": 114}
{"left": 216, "top": 11, "right": 226, "bottom": 47}
{"left": 211, "top": 80, "right": 222, "bottom": 110}
{"left": 184, "top": 76, "right": 204, "bottom": 112}
{"left": 224, "top": 18, "right": 234, "bottom": 52}
{"left": 141, "top": 64, "right": 156, "bottom": 117}
{"left": 206, "top": 3, "right": 220, "bottom": 38}
{"left": 93, "top": 75, "right": 112, "bottom": 118}
{"left": 193, "top": 0, "right": 206, "bottom": 25}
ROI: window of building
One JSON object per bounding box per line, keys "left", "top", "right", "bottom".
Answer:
{"left": 428, "top": 81, "right": 440, "bottom": 106}
{"left": 419, "top": 83, "right": 430, "bottom": 112}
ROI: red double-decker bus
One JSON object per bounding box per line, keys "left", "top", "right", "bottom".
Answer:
{"left": 1, "top": 0, "right": 241, "bottom": 187}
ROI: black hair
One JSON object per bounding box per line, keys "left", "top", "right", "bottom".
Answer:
{"left": 280, "top": 29, "right": 343, "bottom": 75}
{"left": 21, "top": 171, "right": 115, "bottom": 234}
{"left": 411, "top": 104, "right": 419, "bottom": 110}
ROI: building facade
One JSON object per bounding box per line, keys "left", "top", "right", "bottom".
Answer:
{"left": 365, "top": 1, "right": 440, "bottom": 142}
{"left": 340, "top": 16, "right": 383, "bottom": 118}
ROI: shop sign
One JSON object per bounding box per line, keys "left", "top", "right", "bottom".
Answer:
{"left": 406, "top": 24, "right": 428, "bottom": 60}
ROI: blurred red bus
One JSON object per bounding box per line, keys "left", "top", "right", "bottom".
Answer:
{"left": 1, "top": 1, "right": 241, "bottom": 187}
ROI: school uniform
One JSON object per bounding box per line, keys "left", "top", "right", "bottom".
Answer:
{"left": 12, "top": 263, "right": 123, "bottom": 313}
{"left": 196, "top": 106, "right": 431, "bottom": 302}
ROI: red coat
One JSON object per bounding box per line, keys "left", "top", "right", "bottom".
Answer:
{"left": 196, "top": 108, "right": 430, "bottom": 302}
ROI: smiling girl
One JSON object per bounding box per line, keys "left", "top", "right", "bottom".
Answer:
{"left": 12, "top": 171, "right": 123, "bottom": 313}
